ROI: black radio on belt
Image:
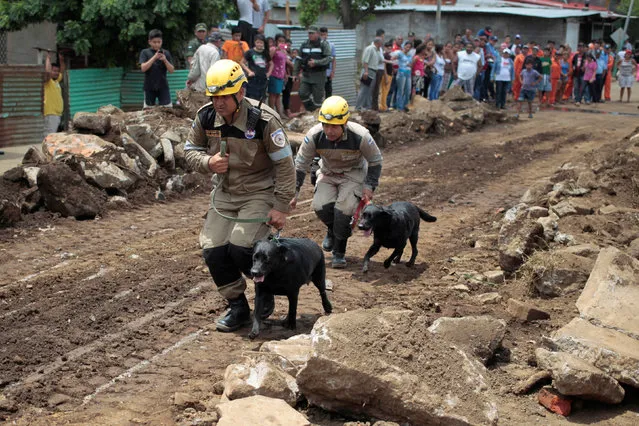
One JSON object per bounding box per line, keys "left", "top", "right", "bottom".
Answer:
{"left": 244, "top": 95, "right": 264, "bottom": 140}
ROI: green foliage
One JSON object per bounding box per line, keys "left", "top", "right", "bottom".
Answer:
{"left": 0, "top": 0, "right": 236, "bottom": 68}
{"left": 298, "top": 0, "right": 396, "bottom": 29}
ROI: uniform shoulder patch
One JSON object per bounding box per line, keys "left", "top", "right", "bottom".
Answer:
{"left": 270, "top": 128, "right": 287, "bottom": 148}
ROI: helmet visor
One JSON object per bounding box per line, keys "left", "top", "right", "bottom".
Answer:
{"left": 319, "top": 111, "right": 348, "bottom": 121}
{"left": 207, "top": 74, "right": 245, "bottom": 95}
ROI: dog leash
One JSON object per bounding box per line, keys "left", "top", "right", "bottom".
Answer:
{"left": 211, "top": 140, "right": 271, "bottom": 224}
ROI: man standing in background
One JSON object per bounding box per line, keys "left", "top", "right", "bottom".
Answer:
{"left": 320, "top": 27, "right": 337, "bottom": 98}
{"left": 43, "top": 51, "right": 65, "bottom": 138}
{"left": 356, "top": 37, "right": 382, "bottom": 111}
{"left": 372, "top": 28, "right": 385, "bottom": 111}
{"left": 237, "top": 0, "right": 259, "bottom": 47}
{"left": 185, "top": 23, "right": 208, "bottom": 66}
{"left": 252, "top": 0, "right": 270, "bottom": 37}
{"left": 187, "top": 35, "right": 221, "bottom": 92}
{"left": 295, "top": 26, "right": 332, "bottom": 112}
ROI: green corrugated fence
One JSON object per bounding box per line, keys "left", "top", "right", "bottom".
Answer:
{"left": 68, "top": 68, "right": 124, "bottom": 116}
{"left": 68, "top": 68, "right": 190, "bottom": 115}
{"left": 120, "top": 70, "right": 189, "bottom": 109}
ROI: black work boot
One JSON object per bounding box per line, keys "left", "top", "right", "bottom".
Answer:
{"left": 216, "top": 294, "right": 251, "bottom": 332}
{"left": 331, "top": 238, "right": 348, "bottom": 269}
{"left": 261, "top": 293, "right": 275, "bottom": 319}
{"left": 322, "top": 229, "right": 335, "bottom": 252}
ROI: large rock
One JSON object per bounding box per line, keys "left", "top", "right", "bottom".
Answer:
{"left": 42, "top": 133, "right": 117, "bottom": 160}
{"left": 556, "top": 244, "right": 601, "bottom": 259}
{"left": 216, "top": 395, "right": 310, "bottom": 426}
{"left": 551, "top": 199, "right": 594, "bottom": 218}
{"left": 535, "top": 348, "right": 625, "bottom": 404}
{"left": 553, "top": 180, "right": 590, "bottom": 197}
{"left": 81, "top": 160, "right": 137, "bottom": 191}
{"left": 498, "top": 216, "right": 545, "bottom": 273}
{"left": 121, "top": 134, "right": 158, "bottom": 177}
{"left": 96, "top": 104, "right": 124, "bottom": 115}
{"left": 507, "top": 299, "right": 550, "bottom": 321}
{"left": 0, "top": 200, "right": 22, "bottom": 226}
{"left": 260, "top": 334, "right": 312, "bottom": 375}
{"left": 72, "top": 112, "right": 111, "bottom": 134}
{"left": 296, "top": 309, "right": 499, "bottom": 425}
{"left": 21, "top": 146, "right": 48, "bottom": 165}
{"left": 159, "top": 138, "right": 175, "bottom": 170}
{"left": 576, "top": 247, "right": 639, "bottom": 337}
{"left": 125, "top": 123, "right": 157, "bottom": 153}
{"left": 628, "top": 238, "right": 639, "bottom": 259}
{"left": 441, "top": 85, "right": 473, "bottom": 102}
{"left": 537, "top": 215, "right": 559, "bottom": 241}
{"left": 549, "top": 318, "right": 639, "bottom": 387}
{"left": 223, "top": 360, "right": 299, "bottom": 407}
{"left": 428, "top": 316, "right": 506, "bottom": 365}
{"left": 456, "top": 106, "right": 485, "bottom": 129}
{"left": 520, "top": 179, "right": 554, "bottom": 206}
{"left": 530, "top": 252, "right": 594, "bottom": 297}
{"left": 37, "top": 163, "right": 105, "bottom": 219}
{"left": 160, "top": 130, "right": 181, "bottom": 144}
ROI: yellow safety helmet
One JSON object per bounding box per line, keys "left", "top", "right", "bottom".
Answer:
{"left": 205, "top": 59, "right": 248, "bottom": 96}
{"left": 318, "top": 96, "right": 350, "bottom": 125}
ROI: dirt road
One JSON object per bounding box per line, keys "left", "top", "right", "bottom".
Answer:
{"left": 2, "top": 105, "right": 639, "bottom": 424}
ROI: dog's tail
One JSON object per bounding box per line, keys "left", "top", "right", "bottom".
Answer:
{"left": 418, "top": 208, "right": 437, "bottom": 222}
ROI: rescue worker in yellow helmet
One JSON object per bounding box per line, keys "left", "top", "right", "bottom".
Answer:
{"left": 291, "top": 96, "right": 383, "bottom": 268}
{"left": 185, "top": 59, "right": 296, "bottom": 332}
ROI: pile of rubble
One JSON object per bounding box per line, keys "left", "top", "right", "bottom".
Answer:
{"left": 0, "top": 105, "right": 213, "bottom": 225}
{"left": 380, "top": 86, "right": 512, "bottom": 145}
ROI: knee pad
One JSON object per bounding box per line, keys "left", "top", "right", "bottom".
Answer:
{"left": 228, "top": 244, "right": 254, "bottom": 278}
{"left": 314, "top": 202, "right": 335, "bottom": 227}
{"left": 203, "top": 246, "right": 241, "bottom": 287}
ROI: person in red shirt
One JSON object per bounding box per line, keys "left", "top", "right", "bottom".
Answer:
{"left": 549, "top": 52, "right": 561, "bottom": 105}
{"left": 603, "top": 44, "right": 614, "bottom": 101}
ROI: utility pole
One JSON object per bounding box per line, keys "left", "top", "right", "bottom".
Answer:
{"left": 436, "top": 0, "right": 442, "bottom": 42}
{"left": 623, "top": 0, "right": 635, "bottom": 44}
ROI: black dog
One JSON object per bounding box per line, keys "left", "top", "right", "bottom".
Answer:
{"left": 249, "top": 238, "right": 332, "bottom": 339}
{"left": 357, "top": 202, "right": 437, "bottom": 273}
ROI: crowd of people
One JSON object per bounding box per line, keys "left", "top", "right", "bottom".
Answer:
{"left": 356, "top": 26, "right": 639, "bottom": 118}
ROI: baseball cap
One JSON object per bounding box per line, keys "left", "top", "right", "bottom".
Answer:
{"left": 604, "top": 44, "right": 611, "bottom": 49}
{"left": 408, "top": 31, "right": 416, "bottom": 37}
{"left": 490, "top": 35, "right": 498, "bottom": 41}
{"left": 208, "top": 32, "right": 224, "bottom": 42}
{"left": 532, "top": 46, "right": 539, "bottom": 50}
{"left": 308, "top": 25, "right": 319, "bottom": 33}
{"left": 502, "top": 48, "right": 510, "bottom": 54}
{"left": 515, "top": 34, "right": 521, "bottom": 39}
{"left": 195, "top": 23, "right": 207, "bottom": 32}
{"left": 522, "top": 45, "right": 529, "bottom": 50}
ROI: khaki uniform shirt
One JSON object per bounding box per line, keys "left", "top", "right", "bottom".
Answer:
{"left": 296, "top": 121, "right": 383, "bottom": 190}
{"left": 184, "top": 98, "right": 296, "bottom": 213}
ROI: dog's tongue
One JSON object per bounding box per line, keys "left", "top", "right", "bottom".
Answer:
{"left": 253, "top": 275, "right": 265, "bottom": 283}
{"left": 363, "top": 229, "right": 372, "bottom": 237}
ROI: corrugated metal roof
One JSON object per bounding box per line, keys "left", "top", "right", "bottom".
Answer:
{"left": 290, "top": 30, "right": 357, "bottom": 105}
{"left": 0, "top": 65, "right": 44, "bottom": 147}
{"left": 68, "top": 68, "right": 123, "bottom": 116}
{"left": 376, "top": 4, "right": 625, "bottom": 18}
{"left": 121, "top": 70, "right": 189, "bottom": 109}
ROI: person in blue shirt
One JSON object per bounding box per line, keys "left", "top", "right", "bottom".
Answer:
{"left": 594, "top": 49, "right": 608, "bottom": 103}
{"left": 392, "top": 42, "right": 414, "bottom": 112}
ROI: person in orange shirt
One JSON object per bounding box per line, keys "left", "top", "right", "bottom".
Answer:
{"left": 549, "top": 52, "right": 561, "bottom": 104}
{"left": 564, "top": 45, "right": 576, "bottom": 101}
{"left": 512, "top": 45, "right": 527, "bottom": 101}
{"left": 222, "top": 27, "right": 250, "bottom": 63}
{"left": 603, "top": 44, "right": 614, "bottom": 101}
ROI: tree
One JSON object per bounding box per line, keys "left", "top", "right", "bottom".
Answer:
{"left": 0, "top": 0, "right": 235, "bottom": 68}
{"left": 298, "top": 0, "right": 396, "bottom": 29}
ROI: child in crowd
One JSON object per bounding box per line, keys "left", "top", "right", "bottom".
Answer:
{"left": 222, "top": 27, "right": 249, "bottom": 63}
{"left": 516, "top": 58, "right": 541, "bottom": 119}
{"left": 538, "top": 48, "right": 552, "bottom": 105}
{"left": 139, "top": 29, "right": 175, "bottom": 108}
{"left": 411, "top": 44, "right": 427, "bottom": 99}
{"left": 241, "top": 34, "right": 272, "bottom": 101}
{"left": 556, "top": 52, "right": 570, "bottom": 104}
{"left": 268, "top": 34, "right": 290, "bottom": 116}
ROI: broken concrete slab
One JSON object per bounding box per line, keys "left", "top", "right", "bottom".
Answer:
{"left": 535, "top": 348, "right": 625, "bottom": 404}
{"left": 556, "top": 244, "right": 601, "bottom": 259}
{"left": 553, "top": 180, "right": 590, "bottom": 197}
{"left": 529, "top": 252, "right": 594, "bottom": 297}
{"left": 549, "top": 318, "right": 639, "bottom": 387}
{"left": 296, "top": 309, "right": 499, "bottom": 425}
{"left": 507, "top": 299, "right": 550, "bottom": 321}
{"left": 160, "top": 130, "right": 181, "bottom": 144}
{"left": 475, "top": 292, "right": 503, "bottom": 305}
{"left": 520, "top": 179, "right": 554, "bottom": 206}
{"left": 159, "top": 138, "right": 175, "bottom": 170}
{"left": 121, "top": 134, "right": 158, "bottom": 177}
{"left": 81, "top": 161, "right": 137, "bottom": 191}
{"left": 125, "top": 123, "right": 157, "bottom": 153}
{"left": 43, "top": 133, "right": 117, "bottom": 159}
{"left": 223, "top": 360, "right": 299, "bottom": 407}
{"left": 551, "top": 200, "right": 594, "bottom": 218}
{"left": 260, "top": 334, "right": 312, "bottom": 375}
{"left": 72, "top": 112, "right": 111, "bottom": 134}
{"left": 428, "top": 316, "right": 506, "bottom": 365}
{"left": 216, "top": 395, "right": 310, "bottom": 426}
{"left": 527, "top": 206, "right": 549, "bottom": 219}
{"left": 498, "top": 217, "right": 545, "bottom": 273}
{"left": 21, "top": 146, "right": 48, "bottom": 165}
{"left": 576, "top": 246, "right": 639, "bottom": 337}
{"left": 484, "top": 270, "right": 505, "bottom": 284}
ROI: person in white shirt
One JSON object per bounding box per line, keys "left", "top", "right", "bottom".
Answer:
{"left": 237, "top": 0, "right": 259, "bottom": 47}
{"left": 356, "top": 38, "right": 383, "bottom": 110}
{"left": 455, "top": 43, "right": 481, "bottom": 95}
{"left": 372, "top": 28, "right": 386, "bottom": 111}
{"left": 252, "top": 0, "right": 270, "bottom": 36}
{"left": 490, "top": 48, "right": 514, "bottom": 109}
{"left": 187, "top": 34, "right": 222, "bottom": 92}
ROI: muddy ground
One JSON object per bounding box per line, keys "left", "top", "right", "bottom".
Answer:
{"left": 1, "top": 103, "right": 639, "bottom": 425}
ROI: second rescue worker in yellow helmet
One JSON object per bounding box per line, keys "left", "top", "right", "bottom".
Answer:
{"left": 184, "top": 59, "right": 296, "bottom": 333}
{"left": 291, "top": 96, "right": 383, "bottom": 268}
